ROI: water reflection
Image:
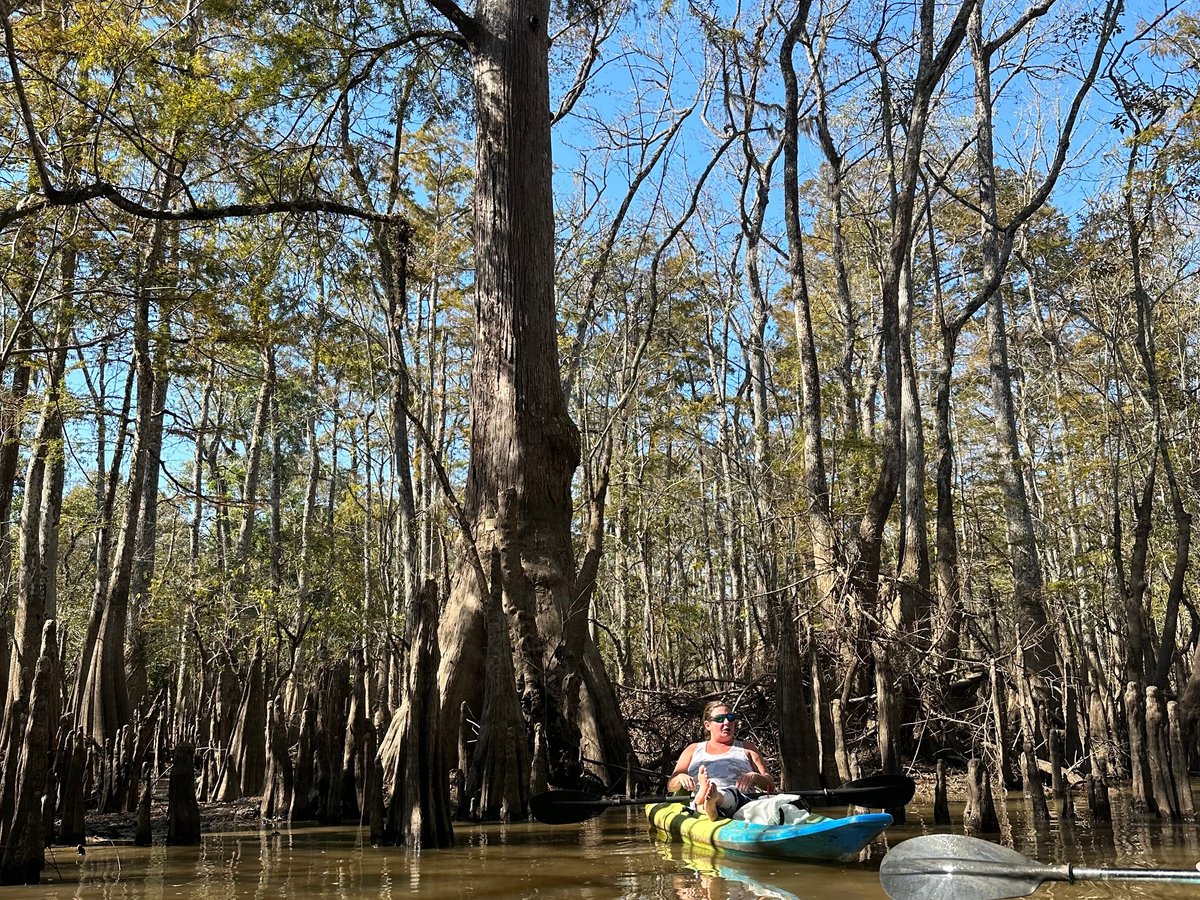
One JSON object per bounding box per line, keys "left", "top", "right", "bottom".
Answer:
{"left": 9, "top": 794, "right": 1200, "bottom": 900}
{"left": 657, "top": 843, "right": 802, "bottom": 900}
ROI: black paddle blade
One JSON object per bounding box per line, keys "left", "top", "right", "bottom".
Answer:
{"left": 529, "top": 789, "right": 610, "bottom": 825}
{"left": 823, "top": 774, "right": 916, "bottom": 809}
{"left": 530, "top": 790, "right": 678, "bottom": 824}
{"left": 880, "top": 834, "right": 1045, "bottom": 900}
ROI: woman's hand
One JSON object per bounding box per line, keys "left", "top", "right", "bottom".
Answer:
{"left": 736, "top": 772, "right": 769, "bottom": 792}
{"left": 672, "top": 773, "right": 696, "bottom": 792}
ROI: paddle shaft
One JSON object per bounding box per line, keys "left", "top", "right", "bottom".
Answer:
{"left": 1070, "top": 864, "right": 1200, "bottom": 885}
{"left": 923, "top": 860, "right": 1200, "bottom": 884}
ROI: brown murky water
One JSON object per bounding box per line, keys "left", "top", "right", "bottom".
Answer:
{"left": 11, "top": 795, "right": 1200, "bottom": 899}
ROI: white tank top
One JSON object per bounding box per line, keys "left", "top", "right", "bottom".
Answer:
{"left": 687, "top": 740, "right": 751, "bottom": 791}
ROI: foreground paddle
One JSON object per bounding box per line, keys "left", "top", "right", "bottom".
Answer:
{"left": 880, "top": 833, "right": 1200, "bottom": 900}
{"left": 530, "top": 773, "right": 915, "bottom": 825}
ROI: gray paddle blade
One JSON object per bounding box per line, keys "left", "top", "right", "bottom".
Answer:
{"left": 880, "top": 834, "right": 1052, "bottom": 900}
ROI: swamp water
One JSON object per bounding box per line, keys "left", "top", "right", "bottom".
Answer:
{"left": 11, "top": 795, "right": 1200, "bottom": 900}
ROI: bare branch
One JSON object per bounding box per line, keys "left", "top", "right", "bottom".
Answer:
{"left": 424, "top": 0, "right": 483, "bottom": 47}
{"left": 983, "top": 0, "right": 1054, "bottom": 57}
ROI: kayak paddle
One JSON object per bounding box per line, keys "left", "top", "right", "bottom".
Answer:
{"left": 880, "top": 833, "right": 1200, "bottom": 900}
{"left": 531, "top": 773, "right": 915, "bottom": 825}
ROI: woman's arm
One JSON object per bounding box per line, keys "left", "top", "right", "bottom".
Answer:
{"left": 736, "top": 743, "right": 776, "bottom": 793}
{"left": 666, "top": 743, "right": 699, "bottom": 792}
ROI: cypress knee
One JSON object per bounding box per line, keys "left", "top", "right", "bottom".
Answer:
{"left": 963, "top": 759, "right": 999, "bottom": 834}
{"left": 366, "top": 715, "right": 385, "bottom": 844}
{"left": 1086, "top": 773, "right": 1111, "bottom": 822}
{"left": 1125, "top": 682, "right": 1152, "bottom": 813}
{"left": 57, "top": 731, "right": 87, "bottom": 845}
{"left": 379, "top": 580, "right": 453, "bottom": 847}
{"left": 1144, "top": 686, "right": 1179, "bottom": 820}
{"left": 290, "top": 699, "right": 317, "bottom": 821}
{"left": 933, "top": 759, "right": 951, "bottom": 825}
{"left": 1, "top": 627, "right": 58, "bottom": 885}
{"left": 135, "top": 764, "right": 152, "bottom": 847}
{"left": 315, "top": 659, "right": 349, "bottom": 824}
{"left": 1167, "top": 701, "right": 1195, "bottom": 817}
{"left": 979, "top": 770, "right": 1000, "bottom": 833}
{"left": 215, "top": 644, "right": 266, "bottom": 801}
{"left": 167, "top": 742, "right": 201, "bottom": 845}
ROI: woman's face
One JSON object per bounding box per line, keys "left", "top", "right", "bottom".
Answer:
{"left": 704, "top": 705, "right": 738, "bottom": 744}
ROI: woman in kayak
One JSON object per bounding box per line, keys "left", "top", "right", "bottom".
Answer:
{"left": 666, "top": 700, "right": 775, "bottom": 820}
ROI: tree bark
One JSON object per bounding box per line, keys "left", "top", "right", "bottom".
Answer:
{"left": 433, "top": 0, "right": 589, "bottom": 786}
{"left": 126, "top": 318, "right": 170, "bottom": 713}
{"left": 233, "top": 348, "right": 275, "bottom": 574}
{"left": 215, "top": 642, "right": 266, "bottom": 800}
{"left": 4, "top": 296, "right": 71, "bottom": 736}
{"left": 971, "top": 1, "right": 1059, "bottom": 684}
{"left": 463, "top": 550, "right": 528, "bottom": 820}
{"left": 167, "top": 742, "right": 201, "bottom": 845}
{"left": 76, "top": 231, "right": 159, "bottom": 744}
{"left": 381, "top": 580, "right": 453, "bottom": 846}
{"left": 0, "top": 623, "right": 57, "bottom": 885}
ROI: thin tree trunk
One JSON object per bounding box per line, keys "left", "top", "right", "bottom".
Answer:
{"left": 4, "top": 290, "right": 72, "bottom": 732}
{"left": 233, "top": 348, "right": 275, "bottom": 574}
{"left": 77, "top": 218, "right": 160, "bottom": 744}
{"left": 126, "top": 318, "right": 170, "bottom": 713}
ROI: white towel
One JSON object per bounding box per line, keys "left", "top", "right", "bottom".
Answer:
{"left": 733, "top": 794, "right": 811, "bottom": 825}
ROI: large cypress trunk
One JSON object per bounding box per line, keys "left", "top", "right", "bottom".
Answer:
{"left": 434, "top": 0, "right": 585, "bottom": 784}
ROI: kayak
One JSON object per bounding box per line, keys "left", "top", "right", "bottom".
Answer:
{"left": 647, "top": 801, "right": 892, "bottom": 862}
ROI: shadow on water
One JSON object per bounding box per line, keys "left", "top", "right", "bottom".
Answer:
{"left": 9, "top": 790, "right": 1200, "bottom": 900}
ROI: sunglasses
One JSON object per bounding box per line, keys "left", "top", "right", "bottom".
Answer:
{"left": 709, "top": 713, "right": 739, "bottom": 723}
